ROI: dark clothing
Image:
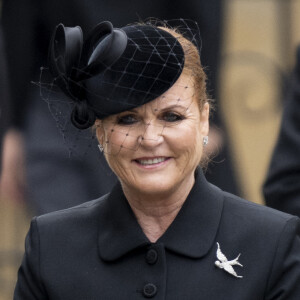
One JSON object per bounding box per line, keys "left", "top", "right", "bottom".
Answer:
{"left": 0, "top": 27, "right": 11, "bottom": 173}
{"left": 23, "top": 94, "right": 117, "bottom": 213}
{"left": 263, "top": 46, "right": 300, "bottom": 218}
{"left": 15, "top": 170, "right": 300, "bottom": 299}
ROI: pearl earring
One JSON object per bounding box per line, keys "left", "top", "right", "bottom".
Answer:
{"left": 203, "top": 136, "right": 208, "bottom": 146}
{"left": 98, "top": 144, "right": 103, "bottom": 152}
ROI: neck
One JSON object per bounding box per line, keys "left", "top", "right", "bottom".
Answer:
{"left": 121, "top": 175, "right": 195, "bottom": 243}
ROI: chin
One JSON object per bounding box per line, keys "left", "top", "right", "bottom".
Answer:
{"left": 135, "top": 178, "right": 179, "bottom": 196}
{"left": 137, "top": 185, "right": 173, "bottom": 196}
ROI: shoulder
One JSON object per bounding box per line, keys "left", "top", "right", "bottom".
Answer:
{"left": 26, "top": 193, "right": 115, "bottom": 259}
{"left": 221, "top": 188, "right": 297, "bottom": 225}
{"left": 213, "top": 186, "right": 299, "bottom": 247}
{"left": 216, "top": 188, "right": 299, "bottom": 259}
{"left": 35, "top": 193, "right": 110, "bottom": 229}
{"left": 213, "top": 189, "right": 300, "bottom": 298}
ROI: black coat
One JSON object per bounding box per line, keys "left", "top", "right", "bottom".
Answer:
{"left": 14, "top": 170, "right": 300, "bottom": 299}
{"left": 263, "top": 46, "right": 300, "bottom": 218}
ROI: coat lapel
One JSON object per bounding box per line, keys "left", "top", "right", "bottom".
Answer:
{"left": 97, "top": 169, "right": 224, "bottom": 261}
{"left": 97, "top": 182, "right": 149, "bottom": 261}
{"left": 159, "top": 169, "right": 224, "bottom": 258}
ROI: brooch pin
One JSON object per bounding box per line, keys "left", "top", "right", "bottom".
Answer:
{"left": 215, "top": 242, "right": 243, "bottom": 278}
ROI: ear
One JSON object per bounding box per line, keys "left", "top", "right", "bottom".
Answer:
{"left": 95, "top": 119, "right": 104, "bottom": 144}
{"left": 200, "top": 102, "right": 209, "bottom": 136}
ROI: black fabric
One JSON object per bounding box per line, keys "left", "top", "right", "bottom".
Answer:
{"left": 87, "top": 24, "right": 184, "bottom": 116}
{"left": 263, "top": 45, "right": 300, "bottom": 218}
{"left": 15, "top": 170, "right": 300, "bottom": 299}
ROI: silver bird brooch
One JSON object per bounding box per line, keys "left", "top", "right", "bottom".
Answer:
{"left": 215, "top": 242, "right": 243, "bottom": 278}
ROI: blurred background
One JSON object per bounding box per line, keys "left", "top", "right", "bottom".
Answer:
{"left": 1, "top": 0, "right": 300, "bottom": 298}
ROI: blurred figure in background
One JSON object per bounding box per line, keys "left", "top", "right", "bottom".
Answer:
{"left": 263, "top": 45, "right": 300, "bottom": 218}
{"left": 0, "top": 18, "right": 23, "bottom": 196}
{"left": 0, "top": 25, "right": 10, "bottom": 175}
{"left": 1, "top": 0, "right": 238, "bottom": 215}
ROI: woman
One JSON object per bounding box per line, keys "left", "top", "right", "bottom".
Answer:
{"left": 15, "top": 20, "right": 300, "bottom": 299}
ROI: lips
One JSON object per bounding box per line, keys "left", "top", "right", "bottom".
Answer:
{"left": 135, "top": 157, "right": 169, "bottom": 166}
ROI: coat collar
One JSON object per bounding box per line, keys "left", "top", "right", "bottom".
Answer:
{"left": 97, "top": 169, "right": 224, "bottom": 261}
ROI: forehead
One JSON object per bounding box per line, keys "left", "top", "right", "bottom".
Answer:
{"left": 101, "top": 73, "right": 197, "bottom": 124}
{"left": 136, "top": 73, "right": 196, "bottom": 111}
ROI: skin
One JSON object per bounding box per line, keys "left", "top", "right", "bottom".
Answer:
{"left": 96, "top": 73, "right": 209, "bottom": 242}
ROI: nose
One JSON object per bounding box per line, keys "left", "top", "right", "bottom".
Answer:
{"left": 139, "top": 123, "right": 164, "bottom": 148}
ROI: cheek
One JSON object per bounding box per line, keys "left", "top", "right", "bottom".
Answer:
{"left": 103, "top": 145, "right": 130, "bottom": 180}
{"left": 185, "top": 129, "right": 203, "bottom": 165}
{"left": 102, "top": 127, "right": 126, "bottom": 155}
{"left": 102, "top": 128, "right": 136, "bottom": 174}
{"left": 103, "top": 125, "right": 143, "bottom": 155}
{"left": 165, "top": 122, "right": 203, "bottom": 165}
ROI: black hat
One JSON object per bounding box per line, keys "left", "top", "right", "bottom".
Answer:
{"left": 48, "top": 21, "right": 186, "bottom": 129}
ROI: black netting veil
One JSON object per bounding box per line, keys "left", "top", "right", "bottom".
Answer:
{"left": 37, "top": 18, "right": 203, "bottom": 158}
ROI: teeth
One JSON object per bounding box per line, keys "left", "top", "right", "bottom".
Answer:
{"left": 138, "top": 157, "right": 167, "bottom": 165}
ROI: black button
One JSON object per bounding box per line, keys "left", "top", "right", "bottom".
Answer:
{"left": 143, "top": 283, "right": 157, "bottom": 298}
{"left": 146, "top": 249, "right": 158, "bottom": 265}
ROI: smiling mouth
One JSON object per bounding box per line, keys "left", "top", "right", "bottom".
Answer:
{"left": 135, "top": 157, "right": 169, "bottom": 166}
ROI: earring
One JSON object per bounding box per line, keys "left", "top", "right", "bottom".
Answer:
{"left": 98, "top": 144, "right": 103, "bottom": 152}
{"left": 203, "top": 136, "right": 208, "bottom": 146}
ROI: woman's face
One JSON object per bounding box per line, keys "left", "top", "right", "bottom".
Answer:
{"left": 97, "top": 73, "right": 209, "bottom": 196}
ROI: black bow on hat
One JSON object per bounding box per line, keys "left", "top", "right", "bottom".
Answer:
{"left": 48, "top": 21, "right": 185, "bottom": 129}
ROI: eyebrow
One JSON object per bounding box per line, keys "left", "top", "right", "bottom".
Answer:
{"left": 118, "top": 103, "right": 189, "bottom": 116}
{"left": 119, "top": 108, "right": 139, "bottom": 114}
{"left": 155, "top": 104, "right": 189, "bottom": 111}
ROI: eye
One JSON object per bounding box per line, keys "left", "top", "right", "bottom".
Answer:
{"left": 117, "top": 114, "right": 138, "bottom": 125}
{"left": 161, "top": 111, "right": 184, "bottom": 122}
